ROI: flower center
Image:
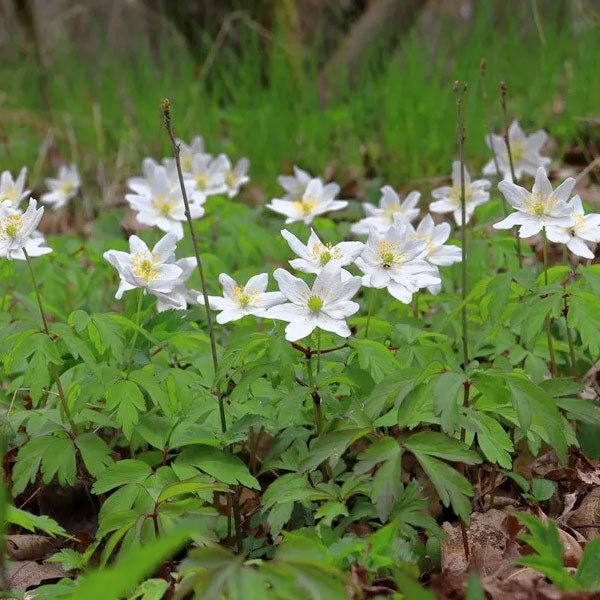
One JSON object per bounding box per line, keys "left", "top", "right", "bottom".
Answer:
{"left": 225, "top": 170, "right": 236, "bottom": 187}
{"left": 195, "top": 172, "right": 210, "bottom": 189}
{"left": 573, "top": 213, "right": 586, "bottom": 231}
{"left": 60, "top": 181, "right": 74, "bottom": 196}
{"left": 232, "top": 285, "right": 259, "bottom": 308}
{"left": 307, "top": 295, "right": 323, "bottom": 312}
{"left": 525, "top": 191, "right": 554, "bottom": 216}
{"left": 449, "top": 184, "right": 473, "bottom": 207}
{"left": 377, "top": 240, "right": 402, "bottom": 268}
{"left": 1, "top": 213, "right": 24, "bottom": 239}
{"left": 293, "top": 197, "right": 317, "bottom": 215}
{"left": 310, "top": 242, "right": 341, "bottom": 266}
{"left": 382, "top": 203, "right": 403, "bottom": 222}
{"left": 131, "top": 251, "right": 159, "bottom": 282}
{"left": 511, "top": 140, "right": 525, "bottom": 163}
{"left": 181, "top": 154, "right": 192, "bottom": 173}
{"left": 409, "top": 232, "right": 434, "bottom": 252}
{"left": 152, "top": 194, "right": 176, "bottom": 216}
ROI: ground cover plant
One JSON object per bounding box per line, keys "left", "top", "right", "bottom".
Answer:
{"left": 2, "top": 2, "right": 600, "bottom": 599}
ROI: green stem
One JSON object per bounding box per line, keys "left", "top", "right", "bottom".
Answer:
{"left": 364, "top": 290, "right": 375, "bottom": 338}
{"left": 542, "top": 229, "right": 557, "bottom": 377}
{"left": 126, "top": 289, "right": 143, "bottom": 378}
{"left": 564, "top": 295, "right": 577, "bottom": 377}
{"left": 23, "top": 249, "right": 78, "bottom": 435}
{"left": 316, "top": 328, "right": 321, "bottom": 374}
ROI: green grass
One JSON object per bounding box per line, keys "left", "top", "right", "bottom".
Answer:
{"left": 1, "top": 2, "right": 600, "bottom": 200}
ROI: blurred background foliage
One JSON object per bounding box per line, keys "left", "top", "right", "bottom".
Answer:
{"left": 1, "top": 0, "right": 599, "bottom": 207}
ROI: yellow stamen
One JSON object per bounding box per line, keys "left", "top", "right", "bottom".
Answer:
{"left": 293, "top": 196, "right": 317, "bottom": 215}
{"left": 511, "top": 140, "right": 525, "bottom": 163}
{"left": 232, "top": 285, "right": 260, "bottom": 308}
{"left": 310, "top": 241, "right": 341, "bottom": 266}
{"left": 1, "top": 213, "right": 23, "bottom": 239}
{"left": 152, "top": 194, "right": 175, "bottom": 216}
{"left": 225, "top": 170, "right": 236, "bottom": 187}
{"left": 377, "top": 240, "right": 403, "bottom": 268}
{"left": 449, "top": 184, "right": 473, "bottom": 207}
{"left": 195, "top": 172, "right": 210, "bottom": 189}
{"left": 131, "top": 252, "right": 159, "bottom": 282}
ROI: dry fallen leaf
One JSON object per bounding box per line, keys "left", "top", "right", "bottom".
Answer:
{"left": 7, "top": 561, "right": 66, "bottom": 591}
{"left": 5, "top": 536, "right": 53, "bottom": 561}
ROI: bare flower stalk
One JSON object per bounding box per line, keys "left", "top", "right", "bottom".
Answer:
{"left": 480, "top": 59, "right": 505, "bottom": 215}
{"left": 23, "top": 249, "right": 78, "bottom": 435}
{"left": 541, "top": 229, "right": 557, "bottom": 377}
{"left": 500, "top": 82, "right": 523, "bottom": 268}
{"left": 454, "top": 80, "right": 471, "bottom": 561}
{"left": 161, "top": 99, "right": 243, "bottom": 553}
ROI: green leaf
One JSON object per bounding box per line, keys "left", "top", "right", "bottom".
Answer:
{"left": 297, "top": 427, "right": 370, "bottom": 473}
{"left": 530, "top": 478, "right": 556, "bottom": 502}
{"left": 407, "top": 452, "right": 474, "bottom": 523}
{"left": 129, "top": 369, "right": 175, "bottom": 418}
{"left": 6, "top": 506, "right": 68, "bottom": 537}
{"left": 350, "top": 339, "right": 400, "bottom": 383}
{"left": 403, "top": 431, "right": 481, "bottom": 465}
{"left": 76, "top": 433, "right": 114, "bottom": 477}
{"left": 92, "top": 459, "right": 152, "bottom": 494}
{"left": 505, "top": 373, "right": 568, "bottom": 463}
{"left": 467, "top": 411, "right": 513, "bottom": 469}
{"left": 515, "top": 514, "right": 577, "bottom": 591}
{"left": 105, "top": 379, "right": 146, "bottom": 440}
{"left": 157, "top": 477, "right": 228, "bottom": 503}
{"left": 576, "top": 537, "right": 600, "bottom": 590}
{"left": 177, "top": 446, "right": 259, "bottom": 489}
{"left": 64, "top": 528, "right": 189, "bottom": 600}
{"left": 12, "top": 436, "right": 76, "bottom": 494}
{"left": 433, "top": 371, "right": 465, "bottom": 433}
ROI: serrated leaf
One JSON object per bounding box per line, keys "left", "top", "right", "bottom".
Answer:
{"left": 297, "top": 427, "right": 370, "bottom": 473}
{"left": 76, "top": 433, "right": 114, "bottom": 477}
{"left": 92, "top": 459, "right": 152, "bottom": 494}
{"left": 433, "top": 371, "right": 464, "bottom": 433}
{"left": 403, "top": 431, "right": 481, "bottom": 465}
{"left": 177, "top": 446, "right": 259, "bottom": 489}
{"left": 157, "top": 477, "right": 228, "bottom": 502}
{"left": 105, "top": 379, "right": 145, "bottom": 440}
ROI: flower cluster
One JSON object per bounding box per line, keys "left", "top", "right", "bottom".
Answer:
{"left": 0, "top": 168, "right": 51, "bottom": 260}
{"left": 126, "top": 136, "right": 249, "bottom": 238}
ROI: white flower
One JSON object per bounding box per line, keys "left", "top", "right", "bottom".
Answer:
{"left": 277, "top": 165, "right": 313, "bottom": 201}
{"left": 406, "top": 214, "right": 461, "bottom": 295}
{"left": 355, "top": 215, "right": 440, "bottom": 303}
{"left": 188, "top": 154, "right": 228, "bottom": 196}
{"left": 0, "top": 167, "right": 29, "bottom": 208}
{"left": 151, "top": 257, "right": 200, "bottom": 312}
{"left": 103, "top": 234, "right": 183, "bottom": 299}
{"left": 267, "top": 178, "right": 348, "bottom": 225}
{"left": 125, "top": 164, "right": 205, "bottom": 240}
{"left": 218, "top": 154, "right": 250, "bottom": 198}
{"left": 281, "top": 228, "right": 363, "bottom": 280}
{"left": 200, "top": 273, "right": 285, "bottom": 324}
{"left": 0, "top": 199, "right": 51, "bottom": 260}
{"left": 430, "top": 162, "right": 490, "bottom": 225}
{"left": 41, "top": 164, "right": 80, "bottom": 209}
{"left": 483, "top": 120, "right": 551, "bottom": 182}
{"left": 177, "top": 136, "right": 206, "bottom": 173}
{"left": 546, "top": 196, "right": 600, "bottom": 259}
{"left": 266, "top": 264, "right": 361, "bottom": 341}
{"left": 351, "top": 186, "right": 420, "bottom": 235}
{"left": 407, "top": 214, "right": 462, "bottom": 267}
{"left": 494, "top": 167, "right": 575, "bottom": 238}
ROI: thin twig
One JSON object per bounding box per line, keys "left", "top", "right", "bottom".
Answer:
{"left": 161, "top": 99, "right": 242, "bottom": 553}
{"left": 454, "top": 80, "right": 471, "bottom": 562}
{"left": 24, "top": 249, "right": 78, "bottom": 435}
{"left": 500, "top": 82, "right": 523, "bottom": 268}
